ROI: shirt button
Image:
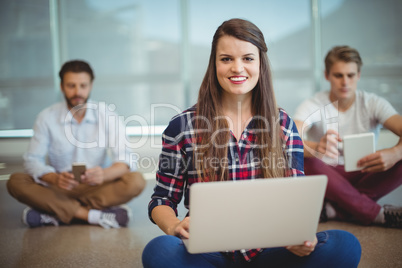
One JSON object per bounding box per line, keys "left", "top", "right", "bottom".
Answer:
{"left": 236, "top": 157, "right": 239, "bottom": 162}
{"left": 243, "top": 133, "right": 247, "bottom": 139}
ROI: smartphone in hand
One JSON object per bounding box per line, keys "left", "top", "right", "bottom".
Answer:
{"left": 72, "top": 163, "right": 86, "bottom": 183}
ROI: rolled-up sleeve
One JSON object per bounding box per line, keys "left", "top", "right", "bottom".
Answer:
{"left": 148, "top": 115, "right": 189, "bottom": 223}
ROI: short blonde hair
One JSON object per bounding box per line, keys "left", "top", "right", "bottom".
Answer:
{"left": 325, "top": 46, "right": 362, "bottom": 74}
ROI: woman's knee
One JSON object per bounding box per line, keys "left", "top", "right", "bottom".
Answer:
{"left": 317, "top": 230, "right": 361, "bottom": 267}
{"left": 142, "top": 235, "right": 183, "bottom": 268}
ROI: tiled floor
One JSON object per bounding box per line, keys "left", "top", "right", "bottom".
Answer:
{"left": 0, "top": 178, "right": 171, "bottom": 268}
{"left": 1, "top": 171, "right": 402, "bottom": 267}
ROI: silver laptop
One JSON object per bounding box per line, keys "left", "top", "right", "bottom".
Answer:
{"left": 182, "top": 175, "right": 327, "bottom": 254}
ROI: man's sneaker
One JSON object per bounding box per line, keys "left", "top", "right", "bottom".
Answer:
{"left": 98, "top": 205, "right": 131, "bottom": 229}
{"left": 22, "top": 207, "right": 61, "bottom": 228}
{"left": 383, "top": 205, "right": 402, "bottom": 228}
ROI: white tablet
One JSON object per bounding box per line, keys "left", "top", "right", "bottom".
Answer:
{"left": 343, "top": 133, "right": 375, "bottom": 172}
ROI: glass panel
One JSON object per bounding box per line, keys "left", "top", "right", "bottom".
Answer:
{"left": 321, "top": 0, "right": 402, "bottom": 114}
{"left": 0, "top": 0, "right": 55, "bottom": 130}
{"left": 3, "top": 0, "right": 399, "bottom": 135}
{"left": 61, "top": 0, "right": 183, "bottom": 126}
{"left": 0, "top": 0, "right": 183, "bottom": 132}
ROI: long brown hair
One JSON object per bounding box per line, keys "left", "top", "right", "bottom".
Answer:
{"left": 195, "top": 18, "right": 287, "bottom": 182}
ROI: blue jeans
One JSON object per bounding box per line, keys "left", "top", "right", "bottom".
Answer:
{"left": 142, "top": 230, "right": 361, "bottom": 268}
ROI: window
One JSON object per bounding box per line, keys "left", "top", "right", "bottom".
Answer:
{"left": 321, "top": 0, "right": 402, "bottom": 114}
{"left": 0, "top": 0, "right": 400, "bottom": 137}
{"left": 0, "top": 0, "right": 55, "bottom": 130}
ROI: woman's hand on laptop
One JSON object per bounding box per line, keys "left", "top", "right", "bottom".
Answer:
{"left": 173, "top": 216, "right": 190, "bottom": 239}
{"left": 152, "top": 206, "right": 190, "bottom": 239}
{"left": 285, "top": 237, "right": 317, "bottom": 257}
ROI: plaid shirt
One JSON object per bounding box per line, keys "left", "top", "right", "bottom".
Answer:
{"left": 149, "top": 106, "right": 304, "bottom": 262}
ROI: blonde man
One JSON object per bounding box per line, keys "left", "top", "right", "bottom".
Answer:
{"left": 294, "top": 46, "right": 402, "bottom": 228}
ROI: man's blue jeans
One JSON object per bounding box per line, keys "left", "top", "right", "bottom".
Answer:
{"left": 142, "top": 230, "right": 361, "bottom": 268}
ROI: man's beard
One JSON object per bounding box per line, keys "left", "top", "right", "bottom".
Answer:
{"left": 65, "top": 95, "right": 89, "bottom": 110}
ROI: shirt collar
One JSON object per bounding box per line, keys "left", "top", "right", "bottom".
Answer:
{"left": 59, "top": 100, "right": 98, "bottom": 125}
{"left": 242, "top": 118, "right": 258, "bottom": 144}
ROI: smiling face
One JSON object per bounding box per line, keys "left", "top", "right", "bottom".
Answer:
{"left": 326, "top": 61, "right": 360, "bottom": 102}
{"left": 215, "top": 35, "right": 260, "bottom": 99}
{"left": 60, "top": 71, "right": 93, "bottom": 109}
